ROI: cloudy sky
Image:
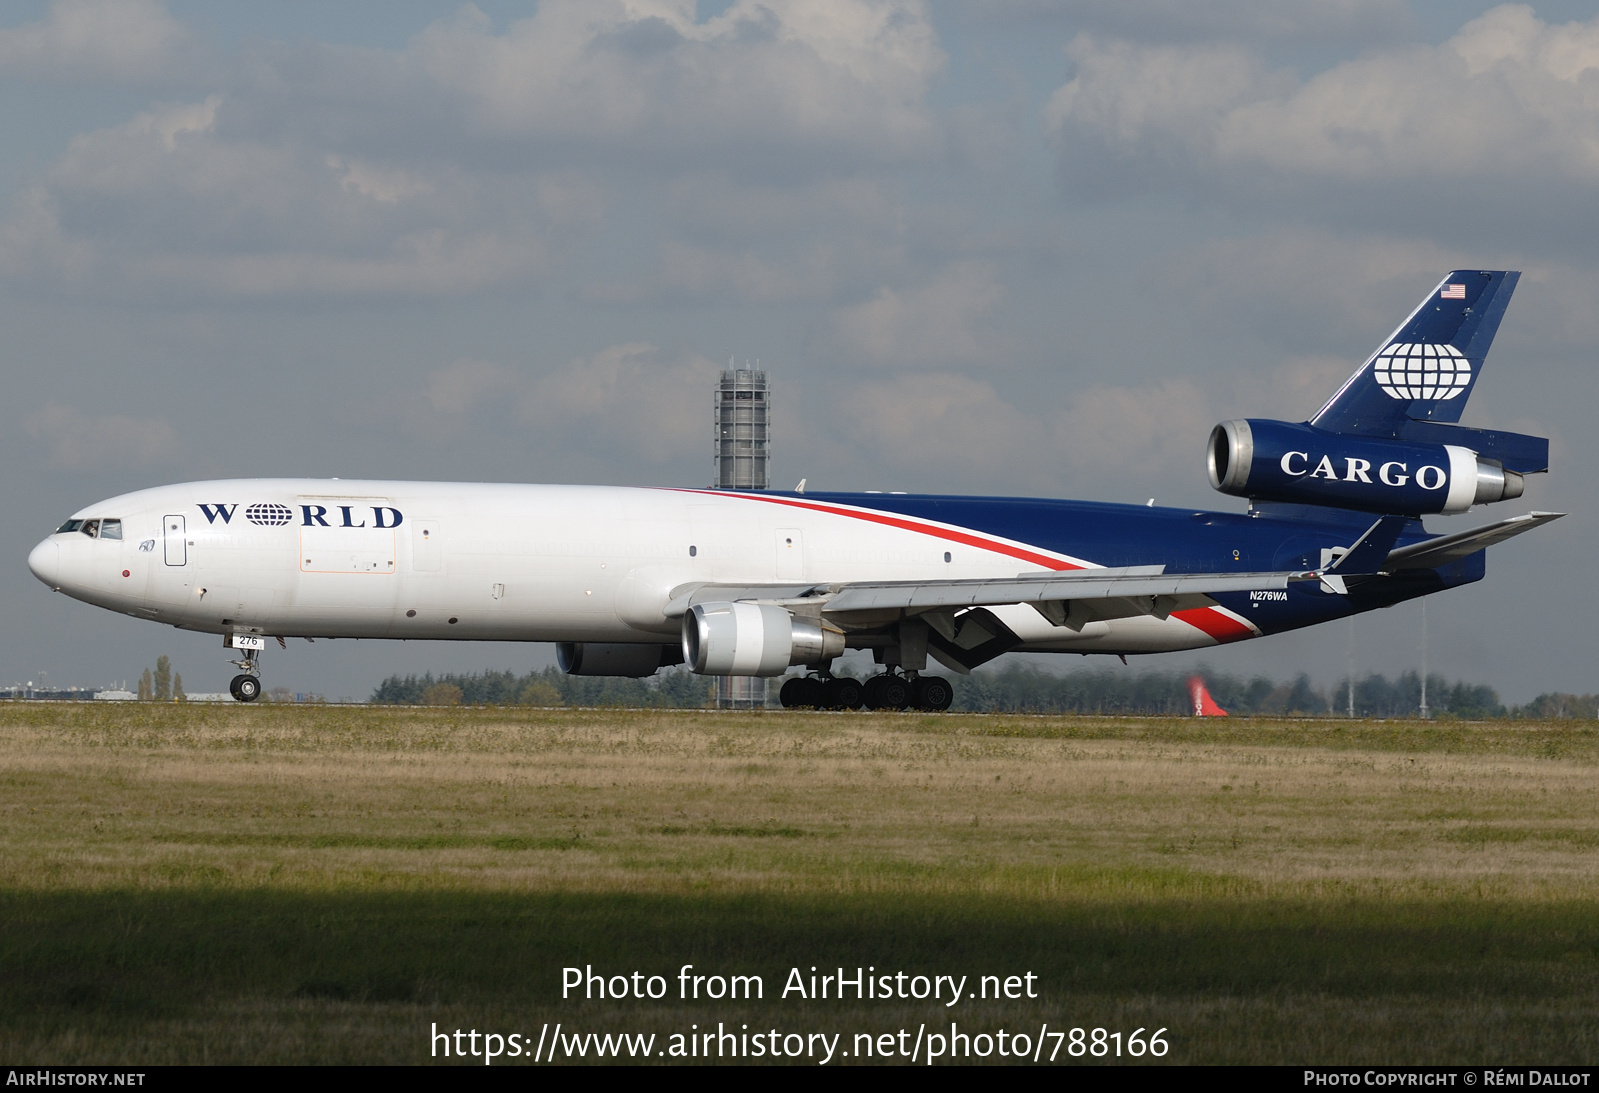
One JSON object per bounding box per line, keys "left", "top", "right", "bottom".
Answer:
{"left": 3, "top": 0, "right": 1595, "bottom": 702}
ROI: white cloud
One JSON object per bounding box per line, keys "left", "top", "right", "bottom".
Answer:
{"left": 421, "top": 359, "right": 517, "bottom": 416}
{"left": 1232, "top": 356, "right": 1360, "bottom": 422}
{"left": 24, "top": 401, "right": 180, "bottom": 470}
{"left": 0, "top": 0, "right": 190, "bottom": 83}
{"left": 519, "top": 344, "right": 723, "bottom": 465}
{"left": 834, "top": 370, "right": 1219, "bottom": 496}
{"left": 1047, "top": 36, "right": 1290, "bottom": 163}
{"left": 1150, "top": 228, "right": 1468, "bottom": 353}
{"left": 1050, "top": 378, "right": 1215, "bottom": 483}
{"left": 1049, "top": 6, "right": 1599, "bottom": 194}
{"left": 652, "top": 241, "right": 830, "bottom": 304}
{"left": 0, "top": 98, "right": 550, "bottom": 297}
{"left": 0, "top": 1, "right": 947, "bottom": 300}
{"left": 829, "top": 262, "right": 1005, "bottom": 366}
{"left": 839, "top": 372, "right": 1047, "bottom": 481}
{"left": 326, "top": 156, "right": 433, "bottom": 205}
{"left": 1145, "top": 225, "right": 1599, "bottom": 372}
{"left": 666, "top": 174, "right": 898, "bottom": 242}
{"left": 405, "top": 0, "right": 944, "bottom": 161}
{"left": 402, "top": 345, "right": 723, "bottom": 469}
{"left": 576, "top": 174, "right": 911, "bottom": 304}
{"left": 981, "top": 0, "right": 1412, "bottom": 47}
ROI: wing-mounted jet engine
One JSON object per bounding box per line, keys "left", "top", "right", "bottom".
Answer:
{"left": 1207, "top": 271, "right": 1548, "bottom": 516}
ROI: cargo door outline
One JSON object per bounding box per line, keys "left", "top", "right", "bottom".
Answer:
{"left": 300, "top": 526, "right": 396, "bottom": 573}
{"left": 163, "top": 515, "right": 186, "bottom": 566}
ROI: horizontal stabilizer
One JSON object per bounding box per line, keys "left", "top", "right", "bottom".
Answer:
{"left": 1382, "top": 511, "right": 1564, "bottom": 571}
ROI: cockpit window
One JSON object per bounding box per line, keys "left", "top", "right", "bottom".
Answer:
{"left": 81, "top": 520, "right": 100, "bottom": 538}
{"left": 99, "top": 519, "right": 122, "bottom": 541}
{"left": 56, "top": 519, "right": 83, "bottom": 534}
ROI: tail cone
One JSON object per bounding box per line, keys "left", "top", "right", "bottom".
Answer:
{"left": 1188, "top": 676, "right": 1228, "bottom": 717}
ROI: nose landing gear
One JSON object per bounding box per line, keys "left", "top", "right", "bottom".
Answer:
{"left": 229, "top": 673, "right": 261, "bottom": 702}
{"left": 225, "top": 636, "right": 263, "bottom": 703}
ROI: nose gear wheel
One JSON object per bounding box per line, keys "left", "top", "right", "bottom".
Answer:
{"left": 229, "top": 674, "right": 261, "bottom": 702}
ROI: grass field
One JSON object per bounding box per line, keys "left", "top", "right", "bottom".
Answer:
{"left": 3, "top": 702, "right": 1599, "bottom": 1065}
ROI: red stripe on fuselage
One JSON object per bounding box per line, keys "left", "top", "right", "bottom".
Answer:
{"left": 663, "top": 489, "right": 1255, "bottom": 645}
{"left": 1172, "top": 607, "right": 1255, "bottom": 643}
{"left": 661, "top": 488, "right": 1081, "bottom": 571}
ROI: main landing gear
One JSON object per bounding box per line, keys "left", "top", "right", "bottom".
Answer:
{"left": 778, "top": 670, "right": 953, "bottom": 712}
{"left": 228, "top": 644, "right": 262, "bottom": 703}
{"left": 777, "top": 674, "right": 859, "bottom": 711}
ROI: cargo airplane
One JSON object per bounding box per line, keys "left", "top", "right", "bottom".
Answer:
{"left": 28, "top": 271, "right": 1560, "bottom": 709}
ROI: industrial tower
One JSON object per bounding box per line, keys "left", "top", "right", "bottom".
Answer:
{"left": 713, "top": 364, "right": 770, "bottom": 708}
{"left": 714, "top": 364, "right": 769, "bottom": 491}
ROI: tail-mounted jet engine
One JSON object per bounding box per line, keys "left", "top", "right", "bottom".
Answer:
{"left": 682, "top": 602, "right": 846, "bottom": 676}
{"left": 1208, "top": 419, "right": 1528, "bottom": 516}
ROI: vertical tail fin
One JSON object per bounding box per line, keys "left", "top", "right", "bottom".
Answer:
{"left": 1312, "top": 270, "right": 1519, "bottom": 436}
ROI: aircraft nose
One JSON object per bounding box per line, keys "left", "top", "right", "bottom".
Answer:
{"left": 27, "top": 539, "right": 59, "bottom": 588}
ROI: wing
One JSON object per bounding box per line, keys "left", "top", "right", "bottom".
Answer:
{"left": 666, "top": 565, "right": 1318, "bottom": 627}
{"left": 819, "top": 566, "right": 1314, "bottom": 622}
{"left": 665, "top": 565, "right": 1320, "bottom": 675}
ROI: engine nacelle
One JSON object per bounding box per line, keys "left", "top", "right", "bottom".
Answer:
{"left": 557, "top": 642, "right": 683, "bottom": 677}
{"left": 682, "top": 602, "right": 846, "bottom": 676}
{"left": 1208, "top": 419, "right": 1523, "bottom": 516}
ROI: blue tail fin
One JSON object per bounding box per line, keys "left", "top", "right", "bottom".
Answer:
{"left": 1312, "top": 270, "right": 1519, "bottom": 436}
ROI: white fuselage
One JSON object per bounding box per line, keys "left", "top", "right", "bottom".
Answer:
{"left": 27, "top": 479, "right": 1243, "bottom": 657}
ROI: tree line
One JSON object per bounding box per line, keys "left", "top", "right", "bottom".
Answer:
{"left": 135, "top": 655, "right": 186, "bottom": 701}
{"left": 369, "top": 662, "right": 1596, "bottom": 719}
{"left": 371, "top": 667, "right": 714, "bottom": 709}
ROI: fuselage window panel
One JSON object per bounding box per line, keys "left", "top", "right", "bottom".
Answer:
{"left": 56, "top": 519, "right": 83, "bottom": 534}
{"left": 99, "top": 519, "right": 123, "bottom": 541}
{"left": 81, "top": 520, "right": 100, "bottom": 538}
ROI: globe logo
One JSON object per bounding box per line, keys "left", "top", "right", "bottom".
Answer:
{"left": 1372, "top": 342, "right": 1471, "bottom": 401}
{"left": 245, "top": 502, "right": 294, "bottom": 526}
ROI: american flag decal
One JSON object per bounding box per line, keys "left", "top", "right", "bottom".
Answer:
{"left": 1441, "top": 283, "right": 1466, "bottom": 299}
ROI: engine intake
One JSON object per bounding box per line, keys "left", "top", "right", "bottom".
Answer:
{"left": 1208, "top": 419, "right": 1523, "bottom": 516}
{"left": 682, "top": 602, "right": 846, "bottom": 676}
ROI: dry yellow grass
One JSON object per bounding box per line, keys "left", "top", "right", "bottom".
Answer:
{"left": 3, "top": 702, "right": 1598, "bottom": 1064}
{"left": 5, "top": 703, "right": 1598, "bottom": 897}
